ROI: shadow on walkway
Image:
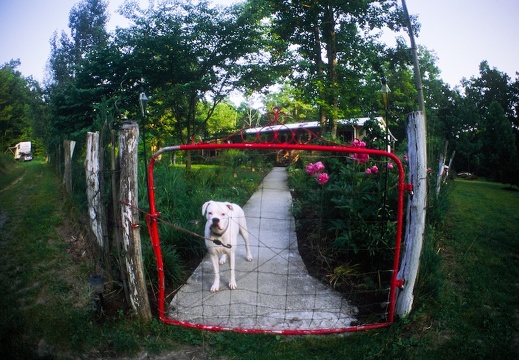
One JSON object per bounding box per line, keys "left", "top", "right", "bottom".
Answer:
{"left": 169, "top": 167, "right": 357, "bottom": 331}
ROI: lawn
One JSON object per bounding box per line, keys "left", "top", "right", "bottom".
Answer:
{"left": 423, "top": 180, "right": 519, "bottom": 359}
{"left": 0, "top": 159, "right": 518, "bottom": 359}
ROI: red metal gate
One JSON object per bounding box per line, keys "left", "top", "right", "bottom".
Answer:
{"left": 144, "top": 108, "right": 409, "bottom": 334}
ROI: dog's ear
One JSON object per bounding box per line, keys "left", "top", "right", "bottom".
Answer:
{"left": 225, "top": 203, "right": 234, "bottom": 211}
{"left": 202, "top": 201, "right": 212, "bottom": 216}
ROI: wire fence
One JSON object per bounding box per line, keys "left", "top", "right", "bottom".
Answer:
{"left": 145, "top": 141, "right": 408, "bottom": 334}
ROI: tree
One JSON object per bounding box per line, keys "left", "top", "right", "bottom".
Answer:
{"left": 479, "top": 101, "right": 517, "bottom": 181}
{"left": 68, "top": 0, "right": 109, "bottom": 61}
{"left": 463, "top": 61, "right": 512, "bottom": 119}
{"left": 0, "top": 61, "right": 43, "bottom": 152}
{"left": 264, "top": 83, "right": 317, "bottom": 122}
{"left": 201, "top": 101, "right": 238, "bottom": 137}
{"left": 115, "top": 0, "right": 274, "bottom": 166}
{"left": 453, "top": 62, "right": 519, "bottom": 179}
{"left": 263, "top": 0, "right": 405, "bottom": 138}
{"left": 48, "top": 0, "right": 109, "bottom": 86}
{"left": 437, "top": 89, "right": 482, "bottom": 173}
{"left": 46, "top": 0, "right": 112, "bottom": 146}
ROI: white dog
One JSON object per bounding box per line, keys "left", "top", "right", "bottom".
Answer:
{"left": 202, "top": 201, "right": 253, "bottom": 292}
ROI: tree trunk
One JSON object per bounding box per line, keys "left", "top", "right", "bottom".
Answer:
{"left": 312, "top": 19, "right": 327, "bottom": 136}
{"left": 63, "top": 140, "right": 76, "bottom": 193}
{"left": 119, "top": 122, "right": 152, "bottom": 321}
{"left": 85, "top": 132, "right": 103, "bottom": 248}
{"left": 396, "top": 111, "right": 427, "bottom": 318}
{"left": 324, "top": 4, "right": 338, "bottom": 139}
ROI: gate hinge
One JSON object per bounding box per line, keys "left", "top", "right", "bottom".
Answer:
{"left": 395, "top": 279, "right": 405, "bottom": 289}
{"left": 403, "top": 183, "right": 414, "bottom": 198}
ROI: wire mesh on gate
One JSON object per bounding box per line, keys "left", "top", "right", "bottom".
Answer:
{"left": 145, "top": 111, "right": 409, "bottom": 335}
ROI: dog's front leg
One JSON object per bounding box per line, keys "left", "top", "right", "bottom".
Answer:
{"left": 219, "top": 253, "right": 227, "bottom": 265}
{"left": 228, "top": 252, "right": 237, "bottom": 290}
{"left": 210, "top": 254, "right": 220, "bottom": 292}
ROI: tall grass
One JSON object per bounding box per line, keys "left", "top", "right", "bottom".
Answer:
{"left": 139, "top": 153, "right": 272, "bottom": 295}
{"left": 0, "top": 160, "right": 96, "bottom": 356}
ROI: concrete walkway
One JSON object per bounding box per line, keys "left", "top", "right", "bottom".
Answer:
{"left": 169, "top": 167, "right": 357, "bottom": 331}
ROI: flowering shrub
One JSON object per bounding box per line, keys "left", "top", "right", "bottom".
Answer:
{"left": 287, "top": 124, "right": 409, "bottom": 305}
{"left": 289, "top": 151, "right": 401, "bottom": 280}
{"left": 306, "top": 161, "right": 329, "bottom": 184}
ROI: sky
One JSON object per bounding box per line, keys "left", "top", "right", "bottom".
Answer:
{"left": 1, "top": 0, "right": 518, "bottom": 88}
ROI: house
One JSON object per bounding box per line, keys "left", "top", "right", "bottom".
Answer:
{"left": 241, "top": 116, "right": 397, "bottom": 152}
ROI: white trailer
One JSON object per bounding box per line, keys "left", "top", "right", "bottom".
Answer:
{"left": 12, "top": 142, "right": 33, "bottom": 161}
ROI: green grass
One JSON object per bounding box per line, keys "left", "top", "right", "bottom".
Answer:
{"left": 424, "top": 180, "right": 519, "bottom": 359}
{"left": 1, "top": 160, "right": 518, "bottom": 359}
{"left": 0, "top": 159, "right": 94, "bottom": 357}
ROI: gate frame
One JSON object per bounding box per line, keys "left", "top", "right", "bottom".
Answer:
{"left": 145, "top": 126, "right": 410, "bottom": 335}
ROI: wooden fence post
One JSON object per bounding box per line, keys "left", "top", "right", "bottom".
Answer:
{"left": 63, "top": 140, "right": 76, "bottom": 193}
{"left": 436, "top": 141, "right": 448, "bottom": 197}
{"left": 111, "top": 129, "right": 131, "bottom": 305}
{"left": 396, "top": 111, "right": 427, "bottom": 318}
{"left": 85, "top": 132, "right": 104, "bottom": 248}
{"left": 119, "top": 122, "right": 152, "bottom": 320}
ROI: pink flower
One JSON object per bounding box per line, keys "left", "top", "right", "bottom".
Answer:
{"left": 350, "top": 138, "right": 369, "bottom": 163}
{"left": 371, "top": 165, "right": 379, "bottom": 174}
{"left": 387, "top": 162, "right": 394, "bottom": 169}
{"left": 314, "top": 161, "right": 325, "bottom": 172}
{"left": 306, "top": 163, "right": 317, "bottom": 175}
{"left": 306, "top": 161, "right": 326, "bottom": 176}
{"left": 352, "top": 153, "right": 369, "bottom": 163}
{"left": 365, "top": 168, "right": 372, "bottom": 174}
{"left": 306, "top": 161, "right": 329, "bottom": 185}
{"left": 403, "top": 154, "right": 408, "bottom": 162}
{"left": 351, "top": 138, "right": 366, "bottom": 148}
{"left": 317, "top": 173, "right": 329, "bottom": 184}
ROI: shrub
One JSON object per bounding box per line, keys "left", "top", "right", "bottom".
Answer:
{"left": 288, "top": 147, "right": 404, "bottom": 294}
{"left": 0, "top": 153, "right": 14, "bottom": 173}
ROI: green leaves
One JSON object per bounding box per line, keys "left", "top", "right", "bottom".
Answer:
{"left": 0, "top": 62, "right": 41, "bottom": 151}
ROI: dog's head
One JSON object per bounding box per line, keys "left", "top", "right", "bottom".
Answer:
{"left": 202, "top": 201, "right": 234, "bottom": 236}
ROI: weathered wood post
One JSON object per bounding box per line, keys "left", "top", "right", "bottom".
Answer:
{"left": 396, "top": 111, "right": 427, "bottom": 317}
{"left": 119, "top": 122, "right": 152, "bottom": 320}
{"left": 436, "top": 141, "right": 448, "bottom": 197}
{"left": 444, "top": 151, "right": 456, "bottom": 183}
{"left": 395, "top": 0, "right": 428, "bottom": 318}
{"left": 111, "top": 128, "right": 131, "bottom": 305}
{"left": 85, "top": 132, "right": 104, "bottom": 248}
{"left": 63, "top": 140, "right": 76, "bottom": 193}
